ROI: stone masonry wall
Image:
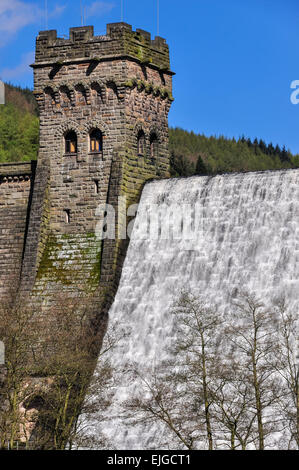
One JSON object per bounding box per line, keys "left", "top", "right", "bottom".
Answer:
{"left": 0, "top": 162, "right": 36, "bottom": 301}
{"left": 97, "top": 64, "right": 172, "bottom": 313}
{"left": 0, "top": 22, "right": 173, "bottom": 447}
{"left": 19, "top": 22, "right": 173, "bottom": 321}
{"left": 0, "top": 24, "right": 174, "bottom": 448}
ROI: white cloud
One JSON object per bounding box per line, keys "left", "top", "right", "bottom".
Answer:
{"left": 49, "top": 4, "right": 67, "bottom": 19}
{"left": 0, "top": 1, "right": 66, "bottom": 46}
{"left": 0, "top": 1, "right": 40, "bottom": 38}
{"left": 0, "top": 51, "right": 35, "bottom": 81}
{"left": 85, "top": 1, "right": 115, "bottom": 19}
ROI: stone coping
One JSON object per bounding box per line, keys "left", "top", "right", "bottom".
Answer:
{"left": 0, "top": 161, "right": 36, "bottom": 177}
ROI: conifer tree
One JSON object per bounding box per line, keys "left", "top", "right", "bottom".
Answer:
{"left": 195, "top": 155, "right": 207, "bottom": 175}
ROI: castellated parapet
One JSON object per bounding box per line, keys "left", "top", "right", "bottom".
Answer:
{"left": 6, "top": 23, "right": 174, "bottom": 315}
{"left": 34, "top": 23, "right": 171, "bottom": 71}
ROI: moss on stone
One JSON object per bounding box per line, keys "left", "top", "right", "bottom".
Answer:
{"left": 123, "top": 79, "right": 134, "bottom": 88}
{"left": 35, "top": 233, "right": 102, "bottom": 292}
{"left": 137, "top": 80, "right": 146, "bottom": 91}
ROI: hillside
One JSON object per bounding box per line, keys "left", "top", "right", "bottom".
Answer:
{"left": 1, "top": 84, "right": 299, "bottom": 173}
{"left": 169, "top": 127, "right": 299, "bottom": 176}
{"left": 0, "top": 84, "right": 39, "bottom": 163}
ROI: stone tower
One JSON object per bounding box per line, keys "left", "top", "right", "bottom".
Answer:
{"left": 18, "top": 23, "right": 174, "bottom": 312}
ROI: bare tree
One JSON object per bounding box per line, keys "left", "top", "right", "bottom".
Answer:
{"left": 125, "top": 290, "right": 223, "bottom": 450}
{"left": 211, "top": 359, "right": 258, "bottom": 449}
{"left": 172, "top": 291, "right": 225, "bottom": 449}
{"left": 125, "top": 365, "right": 198, "bottom": 450}
{"left": 63, "top": 324, "right": 122, "bottom": 451}
{"left": 0, "top": 298, "right": 41, "bottom": 449}
{"left": 0, "top": 293, "right": 118, "bottom": 450}
{"left": 29, "top": 297, "right": 116, "bottom": 450}
{"left": 226, "top": 292, "right": 282, "bottom": 449}
{"left": 2, "top": 288, "right": 294, "bottom": 450}
{"left": 125, "top": 290, "right": 293, "bottom": 450}
{"left": 274, "top": 299, "right": 298, "bottom": 449}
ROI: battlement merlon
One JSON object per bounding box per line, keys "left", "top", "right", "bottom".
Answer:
{"left": 32, "top": 22, "right": 173, "bottom": 74}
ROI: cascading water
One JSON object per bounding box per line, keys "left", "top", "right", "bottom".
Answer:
{"left": 84, "top": 169, "right": 299, "bottom": 449}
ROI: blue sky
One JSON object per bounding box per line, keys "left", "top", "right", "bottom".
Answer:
{"left": 0, "top": 0, "right": 299, "bottom": 153}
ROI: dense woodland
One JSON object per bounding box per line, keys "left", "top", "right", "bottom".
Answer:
{"left": 0, "top": 84, "right": 39, "bottom": 163}
{"left": 169, "top": 129, "right": 299, "bottom": 176}
{"left": 1, "top": 84, "right": 299, "bottom": 174}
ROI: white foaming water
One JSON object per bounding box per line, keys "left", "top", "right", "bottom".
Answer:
{"left": 86, "top": 170, "right": 299, "bottom": 449}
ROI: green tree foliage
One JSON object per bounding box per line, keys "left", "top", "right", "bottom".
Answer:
{"left": 5, "top": 83, "right": 38, "bottom": 116}
{"left": 170, "top": 151, "right": 195, "bottom": 177}
{"left": 195, "top": 155, "right": 207, "bottom": 175}
{"left": 0, "top": 84, "right": 39, "bottom": 163}
{"left": 169, "top": 128, "right": 299, "bottom": 176}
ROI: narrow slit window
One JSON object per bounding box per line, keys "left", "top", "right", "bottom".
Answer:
{"left": 137, "top": 130, "right": 145, "bottom": 156}
{"left": 94, "top": 180, "right": 99, "bottom": 194}
{"left": 90, "top": 129, "right": 102, "bottom": 153}
{"left": 150, "top": 133, "right": 159, "bottom": 161}
{"left": 64, "top": 209, "right": 71, "bottom": 224}
{"left": 65, "top": 131, "right": 77, "bottom": 154}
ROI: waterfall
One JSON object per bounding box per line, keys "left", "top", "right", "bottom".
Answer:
{"left": 84, "top": 169, "right": 299, "bottom": 449}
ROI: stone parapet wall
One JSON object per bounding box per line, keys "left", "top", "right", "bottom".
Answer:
{"left": 34, "top": 23, "right": 171, "bottom": 72}
{"left": 0, "top": 161, "right": 36, "bottom": 301}
{"left": 0, "top": 162, "right": 33, "bottom": 181}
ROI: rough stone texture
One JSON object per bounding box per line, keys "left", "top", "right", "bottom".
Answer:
{"left": 0, "top": 23, "right": 173, "bottom": 446}
{"left": 34, "top": 24, "right": 171, "bottom": 72}
{"left": 0, "top": 22, "right": 173, "bottom": 321}
{"left": 17, "top": 22, "right": 173, "bottom": 313}
{"left": 0, "top": 162, "right": 36, "bottom": 301}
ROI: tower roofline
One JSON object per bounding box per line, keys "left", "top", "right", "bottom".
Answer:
{"left": 33, "top": 22, "right": 172, "bottom": 73}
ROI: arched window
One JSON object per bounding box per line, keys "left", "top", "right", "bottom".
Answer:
{"left": 150, "top": 133, "right": 159, "bottom": 161}
{"left": 65, "top": 131, "right": 77, "bottom": 154}
{"left": 90, "top": 129, "right": 102, "bottom": 153}
{"left": 137, "top": 130, "right": 145, "bottom": 156}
